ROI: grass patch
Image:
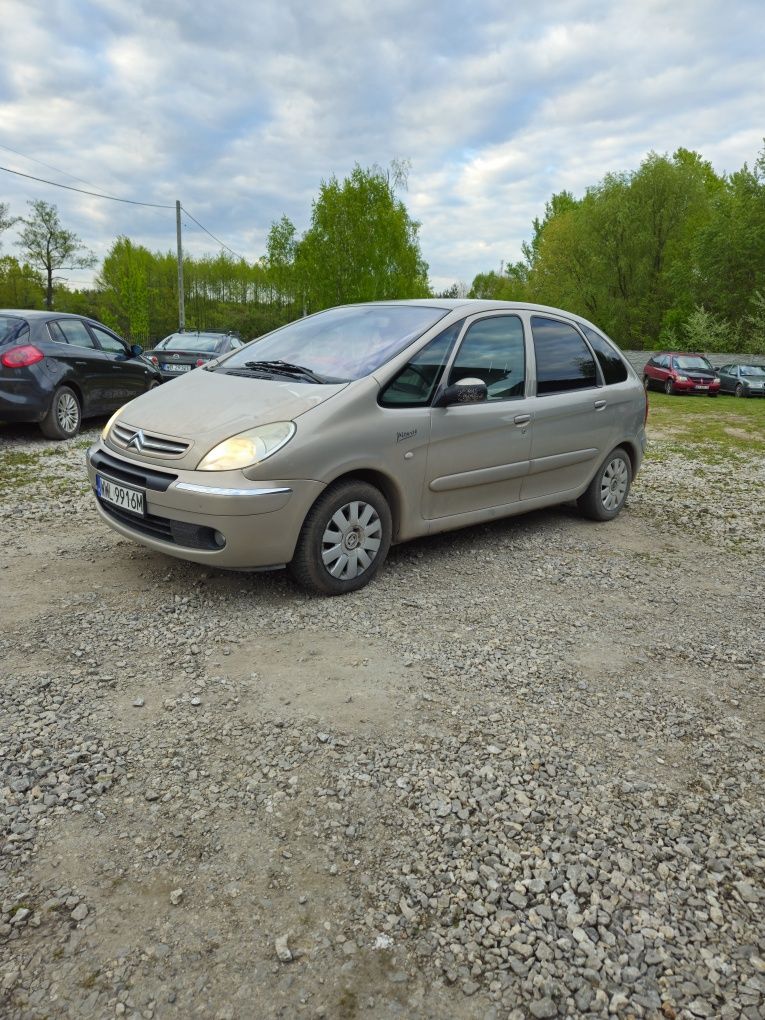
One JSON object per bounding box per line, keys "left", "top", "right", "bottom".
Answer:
{"left": 646, "top": 392, "right": 765, "bottom": 454}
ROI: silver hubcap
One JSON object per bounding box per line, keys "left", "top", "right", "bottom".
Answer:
{"left": 600, "top": 458, "right": 629, "bottom": 511}
{"left": 322, "top": 500, "right": 382, "bottom": 580}
{"left": 57, "top": 392, "right": 79, "bottom": 433}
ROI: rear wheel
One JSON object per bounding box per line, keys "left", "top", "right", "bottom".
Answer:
{"left": 577, "top": 447, "right": 632, "bottom": 522}
{"left": 288, "top": 480, "right": 392, "bottom": 595}
{"left": 39, "top": 385, "right": 81, "bottom": 440}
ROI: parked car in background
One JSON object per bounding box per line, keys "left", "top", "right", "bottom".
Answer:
{"left": 642, "top": 352, "right": 720, "bottom": 396}
{"left": 0, "top": 310, "right": 161, "bottom": 439}
{"left": 716, "top": 363, "right": 765, "bottom": 397}
{"left": 145, "top": 331, "right": 244, "bottom": 381}
{"left": 87, "top": 299, "right": 647, "bottom": 595}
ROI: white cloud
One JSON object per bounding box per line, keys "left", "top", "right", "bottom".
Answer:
{"left": 0, "top": 0, "right": 763, "bottom": 293}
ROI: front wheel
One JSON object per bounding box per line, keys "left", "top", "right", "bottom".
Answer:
{"left": 40, "top": 385, "right": 81, "bottom": 440}
{"left": 735, "top": 384, "right": 746, "bottom": 398}
{"left": 577, "top": 447, "right": 632, "bottom": 522}
{"left": 664, "top": 379, "right": 675, "bottom": 395}
{"left": 288, "top": 480, "right": 392, "bottom": 595}
{"left": 643, "top": 376, "right": 651, "bottom": 392}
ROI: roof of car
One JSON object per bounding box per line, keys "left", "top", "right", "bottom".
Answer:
{"left": 0, "top": 309, "right": 92, "bottom": 320}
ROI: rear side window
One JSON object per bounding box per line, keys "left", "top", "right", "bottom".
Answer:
{"left": 379, "top": 321, "right": 462, "bottom": 407}
{"left": 531, "top": 316, "right": 598, "bottom": 395}
{"left": 447, "top": 315, "right": 525, "bottom": 400}
{"left": 581, "top": 325, "right": 628, "bottom": 384}
{"left": 0, "top": 315, "right": 29, "bottom": 345}
{"left": 55, "top": 319, "right": 97, "bottom": 349}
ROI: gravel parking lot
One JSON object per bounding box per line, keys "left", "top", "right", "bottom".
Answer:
{"left": 1, "top": 412, "right": 764, "bottom": 1020}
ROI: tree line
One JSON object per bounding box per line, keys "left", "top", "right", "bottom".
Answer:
{"left": 1, "top": 148, "right": 764, "bottom": 351}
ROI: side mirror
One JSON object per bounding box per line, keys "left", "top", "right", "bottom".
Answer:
{"left": 434, "top": 377, "right": 488, "bottom": 408}
{"left": 130, "top": 343, "right": 143, "bottom": 357}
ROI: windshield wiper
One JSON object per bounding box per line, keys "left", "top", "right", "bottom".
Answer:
{"left": 242, "top": 360, "right": 329, "bottom": 383}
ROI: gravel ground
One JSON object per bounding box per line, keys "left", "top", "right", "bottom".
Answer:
{"left": 1, "top": 419, "right": 764, "bottom": 1020}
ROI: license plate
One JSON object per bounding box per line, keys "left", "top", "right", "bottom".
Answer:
{"left": 694, "top": 385, "right": 708, "bottom": 390}
{"left": 162, "top": 363, "right": 191, "bottom": 373}
{"left": 96, "top": 475, "right": 145, "bottom": 516}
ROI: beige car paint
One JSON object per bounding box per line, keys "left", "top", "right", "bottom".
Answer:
{"left": 87, "top": 300, "right": 647, "bottom": 574}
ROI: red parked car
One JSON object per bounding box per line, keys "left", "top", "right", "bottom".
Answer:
{"left": 642, "top": 352, "right": 720, "bottom": 396}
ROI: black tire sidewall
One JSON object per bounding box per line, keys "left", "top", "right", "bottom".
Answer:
{"left": 41, "top": 386, "right": 81, "bottom": 440}
{"left": 578, "top": 448, "right": 632, "bottom": 522}
{"left": 289, "top": 481, "right": 392, "bottom": 595}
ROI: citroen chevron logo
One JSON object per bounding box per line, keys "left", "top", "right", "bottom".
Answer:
{"left": 126, "top": 429, "right": 146, "bottom": 451}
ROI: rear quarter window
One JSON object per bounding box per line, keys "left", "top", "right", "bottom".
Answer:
{"left": 581, "top": 325, "right": 628, "bottom": 384}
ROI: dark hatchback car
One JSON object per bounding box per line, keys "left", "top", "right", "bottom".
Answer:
{"left": 145, "top": 331, "right": 243, "bottom": 381}
{"left": 0, "top": 310, "right": 162, "bottom": 439}
{"left": 642, "top": 352, "right": 720, "bottom": 396}
{"left": 716, "top": 363, "right": 765, "bottom": 397}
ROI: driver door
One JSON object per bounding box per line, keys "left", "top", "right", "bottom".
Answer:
{"left": 423, "top": 314, "right": 533, "bottom": 520}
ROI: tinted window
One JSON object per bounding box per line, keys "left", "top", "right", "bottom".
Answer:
{"left": 159, "top": 333, "right": 225, "bottom": 352}
{"left": 0, "top": 315, "right": 29, "bottom": 345}
{"left": 532, "top": 316, "right": 597, "bottom": 395}
{"left": 448, "top": 315, "right": 525, "bottom": 400}
{"left": 56, "top": 319, "right": 96, "bottom": 349}
{"left": 581, "top": 325, "right": 628, "bottom": 384}
{"left": 90, "top": 325, "right": 128, "bottom": 354}
{"left": 379, "top": 322, "right": 461, "bottom": 407}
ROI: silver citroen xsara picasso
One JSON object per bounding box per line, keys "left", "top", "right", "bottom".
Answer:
{"left": 87, "top": 300, "right": 647, "bottom": 594}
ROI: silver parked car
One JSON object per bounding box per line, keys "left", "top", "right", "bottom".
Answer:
{"left": 86, "top": 300, "right": 647, "bottom": 594}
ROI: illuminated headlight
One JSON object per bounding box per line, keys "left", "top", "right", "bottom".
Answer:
{"left": 102, "top": 405, "right": 125, "bottom": 441}
{"left": 197, "top": 422, "right": 296, "bottom": 471}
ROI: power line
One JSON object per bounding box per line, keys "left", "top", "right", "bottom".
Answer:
{"left": 0, "top": 143, "right": 104, "bottom": 190}
{"left": 181, "top": 206, "right": 247, "bottom": 261}
{"left": 0, "top": 164, "right": 175, "bottom": 208}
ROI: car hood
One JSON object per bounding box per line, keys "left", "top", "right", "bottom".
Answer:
{"left": 109, "top": 369, "right": 347, "bottom": 467}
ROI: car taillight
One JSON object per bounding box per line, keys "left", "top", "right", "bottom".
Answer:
{"left": 195, "top": 359, "right": 205, "bottom": 367}
{"left": 149, "top": 355, "right": 159, "bottom": 366}
{"left": 1, "top": 344, "right": 45, "bottom": 368}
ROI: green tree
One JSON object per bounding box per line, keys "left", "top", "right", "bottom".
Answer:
{"left": 16, "top": 200, "right": 96, "bottom": 309}
{"left": 0, "top": 256, "right": 45, "bottom": 308}
{"left": 276, "top": 163, "right": 429, "bottom": 312}
{"left": 0, "top": 202, "right": 16, "bottom": 247}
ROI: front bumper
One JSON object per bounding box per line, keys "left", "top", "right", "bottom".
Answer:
{"left": 86, "top": 443, "right": 324, "bottom": 569}
{"left": 673, "top": 380, "right": 719, "bottom": 394}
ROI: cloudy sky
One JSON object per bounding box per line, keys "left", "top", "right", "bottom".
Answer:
{"left": 1, "top": 0, "right": 763, "bottom": 292}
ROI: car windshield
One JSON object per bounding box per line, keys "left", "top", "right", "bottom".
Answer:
{"left": 156, "top": 334, "right": 223, "bottom": 352}
{"left": 673, "top": 356, "right": 713, "bottom": 371}
{"left": 219, "top": 305, "right": 448, "bottom": 382}
{"left": 741, "top": 365, "right": 765, "bottom": 376}
{"left": 0, "top": 315, "right": 29, "bottom": 345}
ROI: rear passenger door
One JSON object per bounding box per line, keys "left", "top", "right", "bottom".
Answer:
{"left": 521, "top": 315, "right": 607, "bottom": 501}
{"left": 48, "top": 319, "right": 108, "bottom": 414}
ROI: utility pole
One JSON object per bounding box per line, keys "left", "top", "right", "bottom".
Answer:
{"left": 176, "top": 200, "right": 185, "bottom": 332}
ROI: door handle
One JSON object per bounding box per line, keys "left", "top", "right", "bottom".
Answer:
{"left": 594, "top": 399, "right": 607, "bottom": 410}
{"left": 513, "top": 413, "right": 531, "bottom": 425}
{"left": 75, "top": 360, "right": 87, "bottom": 366}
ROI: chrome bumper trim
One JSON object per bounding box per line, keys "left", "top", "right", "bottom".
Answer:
{"left": 174, "top": 482, "right": 293, "bottom": 497}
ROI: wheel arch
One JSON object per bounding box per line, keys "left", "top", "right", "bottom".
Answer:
{"left": 319, "top": 467, "right": 404, "bottom": 542}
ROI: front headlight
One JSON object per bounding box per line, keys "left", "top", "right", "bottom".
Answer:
{"left": 197, "top": 422, "right": 296, "bottom": 471}
{"left": 675, "top": 374, "right": 688, "bottom": 382}
{"left": 102, "top": 405, "right": 125, "bottom": 441}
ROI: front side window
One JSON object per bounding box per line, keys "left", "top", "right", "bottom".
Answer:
{"left": 90, "top": 325, "right": 128, "bottom": 355}
{"left": 581, "top": 325, "right": 628, "bottom": 384}
{"left": 56, "top": 319, "right": 96, "bottom": 349}
{"left": 379, "top": 322, "right": 461, "bottom": 407}
{"left": 447, "top": 315, "right": 526, "bottom": 400}
{"left": 531, "top": 316, "right": 597, "bottom": 395}
{"left": 220, "top": 305, "right": 448, "bottom": 383}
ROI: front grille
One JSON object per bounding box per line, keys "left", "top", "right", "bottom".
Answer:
{"left": 89, "top": 449, "right": 177, "bottom": 492}
{"left": 112, "top": 422, "right": 190, "bottom": 457}
{"left": 97, "top": 498, "right": 223, "bottom": 550}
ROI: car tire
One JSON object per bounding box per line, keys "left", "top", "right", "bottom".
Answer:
{"left": 577, "top": 447, "right": 632, "bottom": 522}
{"left": 643, "top": 375, "right": 651, "bottom": 392}
{"left": 146, "top": 380, "right": 160, "bottom": 392}
{"left": 735, "top": 383, "right": 746, "bottom": 398}
{"left": 288, "top": 480, "right": 392, "bottom": 596}
{"left": 39, "top": 385, "right": 81, "bottom": 440}
{"left": 664, "top": 379, "right": 675, "bottom": 395}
